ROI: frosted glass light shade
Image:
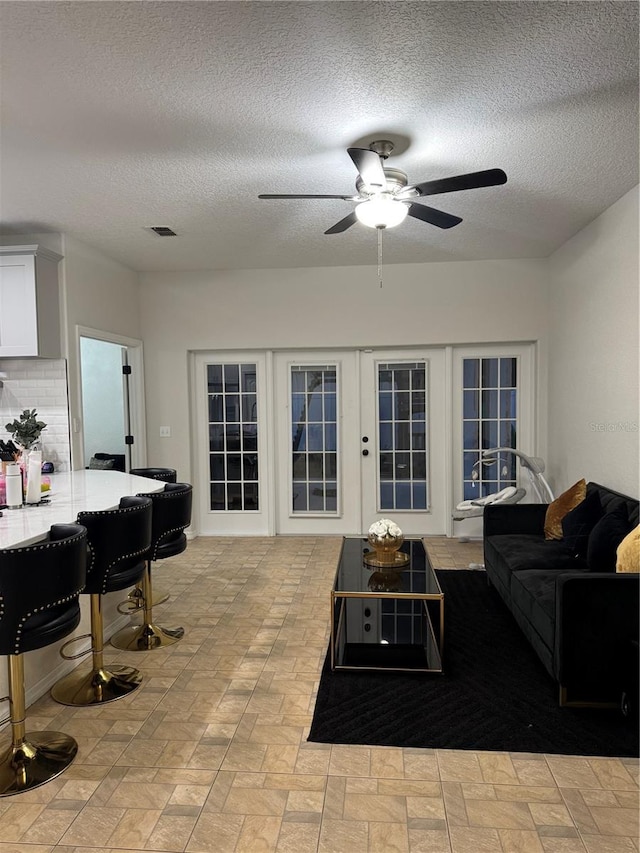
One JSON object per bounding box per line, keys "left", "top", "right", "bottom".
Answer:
{"left": 355, "top": 197, "right": 408, "bottom": 229}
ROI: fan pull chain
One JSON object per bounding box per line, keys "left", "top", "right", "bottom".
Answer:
{"left": 377, "top": 226, "right": 383, "bottom": 288}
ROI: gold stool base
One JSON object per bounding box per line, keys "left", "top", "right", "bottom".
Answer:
{"left": 0, "top": 731, "right": 77, "bottom": 797}
{"left": 110, "top": 622, "right": 184, "bottom": 651}
{"left": 51, "top": 665, "right": 142, "bottom": 706}
{"left": 123, "top": 586, "right": 169, "bottom": 612}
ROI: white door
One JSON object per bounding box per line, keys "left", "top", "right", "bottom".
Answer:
{"left": 194, "top": 352, "right": 271, "bottom": 535}
{"left": 360, "top": 349, "right": 447, "bottom": 536}
{"left": 274, "top": 351, "right": 361, "bottom": 534}
{"left": 274, "top": 348, "right": 447, "bottom": 536}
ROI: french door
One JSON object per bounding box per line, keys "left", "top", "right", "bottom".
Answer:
{"left": 193, "top": 352, "right": 271, "bottom": 535}
{"left": 273, "top": 351, "right": 361, "bottom": 534}
{"left": 194, "top": 348, "right": 446, "bottom": 536}
{"left": 359, "top": 349, "right": 446, "bottom": 536}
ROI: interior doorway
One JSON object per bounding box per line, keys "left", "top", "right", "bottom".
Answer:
{"left": 77, "top": 326, "right": 147, "bottom": 471}
{"left": 80, "top": 337, "right": 129, "bottom": 468}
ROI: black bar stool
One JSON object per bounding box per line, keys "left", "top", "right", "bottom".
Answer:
{"left": 130, "top": 468, "right": 177, "bottom": 483}
{"left": 50, "top": 496, "right": 153, "bottom": 706}
{"left": 111, "top": 483, "right": 192, "bottom": 651}
{"left": 0, "top": 524, "right": 87, "bottom": 797}
{"left": 126, "top": 469, "right": 177, "bottom": 609}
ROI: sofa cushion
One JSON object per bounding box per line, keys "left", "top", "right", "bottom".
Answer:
{"left": 561, "top": 490, "right": 604, "bottom": 558}
{"left": 488, "top": 534, "right": 585, "bottom": 572}
{"left": 587, "top": 508, "right": 633, "bottom": 573}
{"left": 485, "top": 534, "right": 586, "bottom": 592}
{"left": 617, "top": 524, "right": 640, "bottom": 574}
{"left": 544, "top": 479, "right": 586, "bottom": 540}
{"left": 510, "top": 570, "right": 557, "bottom": 652}
{"left": 88, "top": 456, "right": 114, "bottom": 470}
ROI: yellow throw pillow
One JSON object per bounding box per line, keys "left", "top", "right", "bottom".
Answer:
{"left": 616, "top": 524, "right": 640, "bottom": 573}
{"left": 544, "top": 479, "right": 587, "bottom": 540}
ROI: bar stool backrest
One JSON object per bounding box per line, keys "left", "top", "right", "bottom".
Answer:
{"left": 77, "top": 496, "right": 153, "bottom": 595}
{"left": 130, "top": 468, "right": 177, "bottom": 483}
{"left": 0, "top": 524, "right": 88, "bottom": 655}
{"left": 137, "top": 483, "right": 193, "bottom": 561}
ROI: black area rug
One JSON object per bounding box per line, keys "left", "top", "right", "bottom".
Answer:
{"left": 308, "top": 570, "right": 639, "bottom": 756}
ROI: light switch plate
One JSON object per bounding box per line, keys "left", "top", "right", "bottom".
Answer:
{"left": 159, "top": 426, "right": 171, "bottom": 437}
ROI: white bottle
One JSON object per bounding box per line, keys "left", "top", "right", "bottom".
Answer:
{"left": 6, "top": 463, "right": 23, "bottom": 508}
{"left": 26, "top": 450, "right": 42, "bottom": 504}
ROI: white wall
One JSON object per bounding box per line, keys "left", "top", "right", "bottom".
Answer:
{"left": 547, "top": 187, "right": 639, "bottom": 497}
{"left": 139, "top": 258, "right": 550, "bottom": 487}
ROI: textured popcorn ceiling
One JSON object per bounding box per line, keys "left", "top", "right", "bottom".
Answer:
{"left": 0, "top": 1, "right": 637, "bottom": 272}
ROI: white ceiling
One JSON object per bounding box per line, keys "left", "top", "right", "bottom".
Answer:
{"left": 1, "top": 1, "right": 638, "bottom": 273}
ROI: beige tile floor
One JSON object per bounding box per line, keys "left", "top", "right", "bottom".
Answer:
{"left": 0, "top": 536, "right": 637, "bottom": 853}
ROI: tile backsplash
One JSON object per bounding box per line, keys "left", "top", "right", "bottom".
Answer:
{"left": 0, "top": 358, "right": 71, "bottom": 471}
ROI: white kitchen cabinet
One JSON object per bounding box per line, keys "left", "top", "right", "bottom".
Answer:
{"left": 0, "top": 245, "right": 62, "bottom": 357}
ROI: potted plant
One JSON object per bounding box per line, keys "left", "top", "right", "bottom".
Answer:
{"left": 5, "top": 409, "right": 47, "bottom": 454}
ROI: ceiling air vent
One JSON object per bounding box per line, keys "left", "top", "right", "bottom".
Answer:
{"left": 149, "top": 226, "right": 177, "bottom": 237}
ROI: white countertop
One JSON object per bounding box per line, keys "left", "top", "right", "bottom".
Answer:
{"left": 0, "top": 469, "right": 165, "bottom": 549}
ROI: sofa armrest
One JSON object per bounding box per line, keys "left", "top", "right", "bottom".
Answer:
{"left": 483, "top": 503, "right": 548, "bottom": 538}
{"left": 555, "top": 572, "right": 640, "bottom": 701}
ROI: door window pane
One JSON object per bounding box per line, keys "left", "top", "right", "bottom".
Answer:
{"left": 243, "top": 483, "right": 258, "bottom": 510}
{"left": 227, "top": 483, "right": 242, "bottom": 509}
{"left": 324, "top": 423, "right": 337, "bottom": 451}
{"left": 206, "top": 362, "right": 259, "bottom": 511}
{"left": 241, "top": 364, "right": 257, "bottom": 393}
{"left": 209, "top": 424, "right": 224, "bottom": 452}
{"left": 225, "top": 395, "right": 240, "bottom": 422}
{"left": 224, "top": 363, "right": 239, "bottom": 392}
{"left": 243, "top": 425, "right": 257, "bottom": 451}
{"left": 225, "top": 424, "right": 241, "bottom": 451}
{"left": 210, "top": 483, "right": 225, "bottom": 510}
{"left": 210, "top": 455, "right": 224, "bottom": 481}
{"left": 293, "top": 453, "right": 306, "bottom": 480}
{"left": 395, "top": 422, "right": 411, "bottom": 450}
{"left": 290, "top": 365, "right": 339, "bottom": 514}
{"left": 377, "top": 362, "right": 429, "bottom": 511}
{"left": 242, "top": 394, "right": 257, "bottom": 422}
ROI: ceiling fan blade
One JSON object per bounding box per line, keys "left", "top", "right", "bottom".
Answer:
{"left": 324, "top": 212, "right": 358, "bottom": 235}
{"left": 409, "top": 168, "right": 507, "bottom": 197}
{"left": 408, "top": 203, "right": 462, "bottom": 229}
{"left": 347, "top": 148, "right": 386, "bottom": 189}
{"left": 258, "top": 194, "right": 354, "bottom": 200}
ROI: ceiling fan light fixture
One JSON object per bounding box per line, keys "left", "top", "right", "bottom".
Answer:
{"left": 355, "top": 196, "right": 408, "bottom": 229}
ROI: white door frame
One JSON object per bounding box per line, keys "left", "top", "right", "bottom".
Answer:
{"left": 75, "top": 325, "right": 147, "bottom": 470}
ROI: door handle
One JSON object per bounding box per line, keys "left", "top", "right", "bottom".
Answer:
{"left": 362, "top": 449, "right": 369, "bottom": 457}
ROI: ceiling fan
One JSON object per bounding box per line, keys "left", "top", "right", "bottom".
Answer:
{"left": 258, "top": 140, "right": 507, "bottom": 235}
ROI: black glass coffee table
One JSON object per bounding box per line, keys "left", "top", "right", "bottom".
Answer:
{"left": 331, "top": 537, "right": 444, "bottom": 672}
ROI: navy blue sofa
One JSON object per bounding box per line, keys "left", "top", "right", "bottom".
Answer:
{"left": 483, "top": 482, "right": 639, "bottom": 707}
